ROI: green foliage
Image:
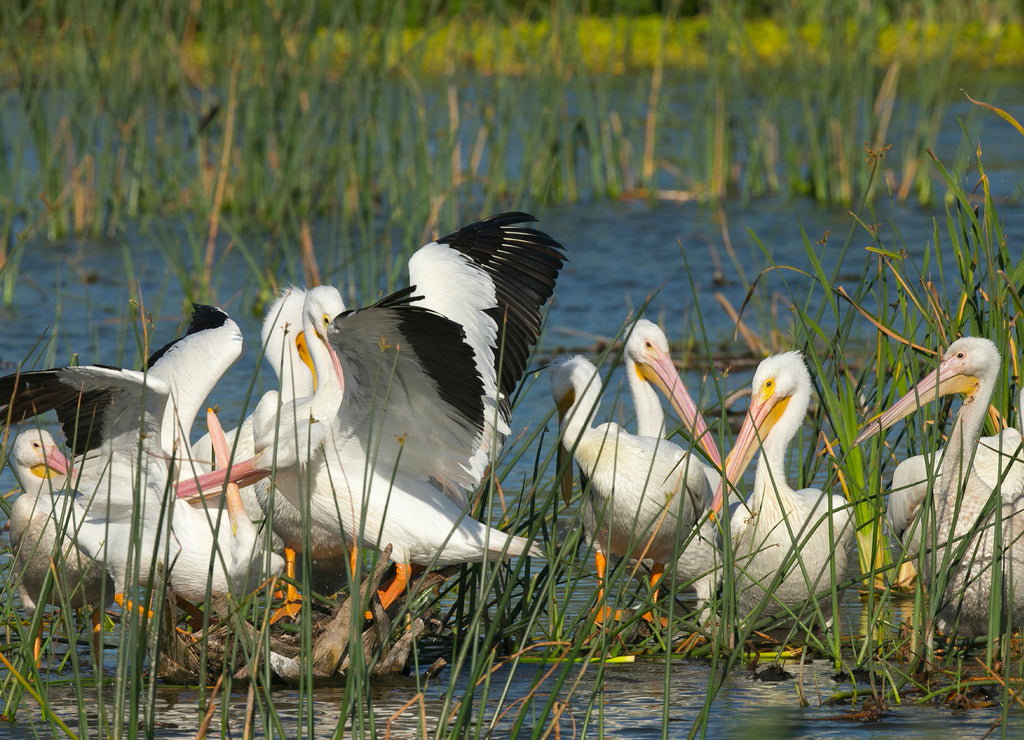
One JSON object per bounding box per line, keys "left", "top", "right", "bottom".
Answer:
{"left": 0, "top": 0, "right": 1020, "bottom": 309}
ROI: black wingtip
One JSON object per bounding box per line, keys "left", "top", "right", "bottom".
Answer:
{"left": 144, "top": 304, "right": 231, "bottom": 369}
{"left": 338, "top": 286, "right": 423, "bottom": 322}
{"left": 187, "top": 304, "right": 230, "bottom": 334}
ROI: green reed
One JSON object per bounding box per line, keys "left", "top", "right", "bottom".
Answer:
{"left": 2, "top": 1, "right": 1020, "bottom": 306}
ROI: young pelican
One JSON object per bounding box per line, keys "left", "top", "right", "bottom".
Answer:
{"left": 854, "top": 337, "right": 1024, "bottom": 635}
{"left": 712, "top": 351, "right": 853, "bottom": 624}
{"left": 8, "top": 429, "right": 112, "bottom": 659}
{"left": 551, "top": 355, "right": 714, "bottom": 622}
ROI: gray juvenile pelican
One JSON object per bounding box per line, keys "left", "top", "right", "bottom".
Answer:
{"left": 8, "top": 429, "right": 112, "bottom": 659}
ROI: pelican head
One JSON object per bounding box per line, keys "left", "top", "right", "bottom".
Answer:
{"left": 853, "top": 337, "right": 1001, "bottom": 447}
{"left": 299, "top": 286, "right": 348, "bottom": 390}
{"left": 712, "top": 350, "right": 810, "bottom": 515}
{"left": 10, "top": 429, "right": 70, "bottom": 492}
{"left": 624, "top": 319, "right": 720, "bottom": 466}
{"left": 262, "top": 287, "right": 315, "bottom": 395}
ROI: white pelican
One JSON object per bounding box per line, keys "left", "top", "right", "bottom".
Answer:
{"left": 217, "top": 287, "right": 544, "bottom": 606}
{"left": 8, "top": 429, "right": 112, "bottom": 659}
{"left": 884, "top": 387, "right": 1024, "bottom": 566}
{"left": 712, "top": 351, "right": 853, "bottom": 624}
{"left": 180, "top": 213, "right": 565, "bottom": 608}
{"left": 621, "top": 319, "right": 724, "bottom": 609}
{"left": 0, "top": 306, "right": 283, "bottom": 606}
{"left": 625, "top": 320, "right": 721, "bottom": 465}
{"left": 145, "top": 304, "right": 245, "bottom": 479}
{"left": 191, "top": 288, "right": 350, "bottom": 618}
{"left": 252, "top": 289, "right": 352, "bottom": 600}
{"left": 853, "top": 337, "right": 1024, "bottom": 635}
{"left": 337, "top": 211, "right": 568, "bottom": 503}
{"left": 551, "top": 355, "right": 714, "bottom": 623}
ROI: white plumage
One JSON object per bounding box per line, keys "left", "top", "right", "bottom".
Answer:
{"left": 551, "top": 355, "right": 713, "bottom": 621}
{"left": 181, "top": 214, "right": 566, "bottom": 609}
{"left": 8, "top": 429, "right": 112, "bottom": 658}
{"left": 854, "top": 337, "right": 1024, "bottom": 635}
{"left": 714, "top": 351, "right": 853, "bottom": 624}
{"left": 192, "top": 288, "right": 351, "bottom": 585}
{"left": 621, "top": 319, "right": 724, "bottom": 610}
{"left": 0, "top": 306, "right": 282, "bottom": 605}
{"left": 884, "top": 388, "right": 1024, "bottom": 563}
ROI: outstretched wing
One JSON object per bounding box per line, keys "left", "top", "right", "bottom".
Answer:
{"left": 407, "top": 212, "right": 567, "bottom": 492}
{"left": 0, "top": 365, "right": 174, "bottom": 510}
{"left": 326, "top": 288, "right": 487, "bottom": 495}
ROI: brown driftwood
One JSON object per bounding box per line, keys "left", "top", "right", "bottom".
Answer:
{"left": 156, "top": 547, "right": 459, "bottom": 684}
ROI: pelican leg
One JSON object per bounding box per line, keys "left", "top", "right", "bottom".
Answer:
{"left": 270, "top": 548, "right": 303, "bottom": 624}
{"left": 113, "top": 593, "right": 152, "bottom": 618}
{"left": 272, "top": 548, "right": 296, "bottom": 598}
{"left": 641, "top": 562, "right": 669, "bottom": 627}
{"left": 592, "top": 551, "right": 620, "bottom": 625}
{"left": 32, "top": 620, "right": 43, "bottom": 664}
{"left": 91, "top": 608, "right": 103, "bottom": 660}
{"left": 377, "top": 563, "right": 412, "bottom": 610}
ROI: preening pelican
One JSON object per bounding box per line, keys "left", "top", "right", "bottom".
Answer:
{"left": 713, "top": 351, "right": 853, "bottom": 623}
{"left": 0, "top": 306, "right": 283, "bottom": 605}
{"left": 622, "top": 319, "right": 724, "bottom": 609}
{"left": 181, "top": 213, "right": 565, "bottom": 609}
{"left": 8, "top": 429, "right": 112, "bottom": 659}
{"left": 854, "top": 337, "right": 1024, "bottom": 635}
{"left": 551, "top": 355, "right": 714, "bottom": 622}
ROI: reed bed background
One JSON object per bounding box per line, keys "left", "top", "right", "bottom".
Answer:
{"left": 2, "top": 0, "right": 1024, "bottom": 737}
{"left": 1, "top": 0, "right": 1022, "bottom": 308}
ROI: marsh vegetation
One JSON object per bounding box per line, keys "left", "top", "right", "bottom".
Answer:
{"left": 2, "top": 1, "right": 1024, "bottom": 738}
